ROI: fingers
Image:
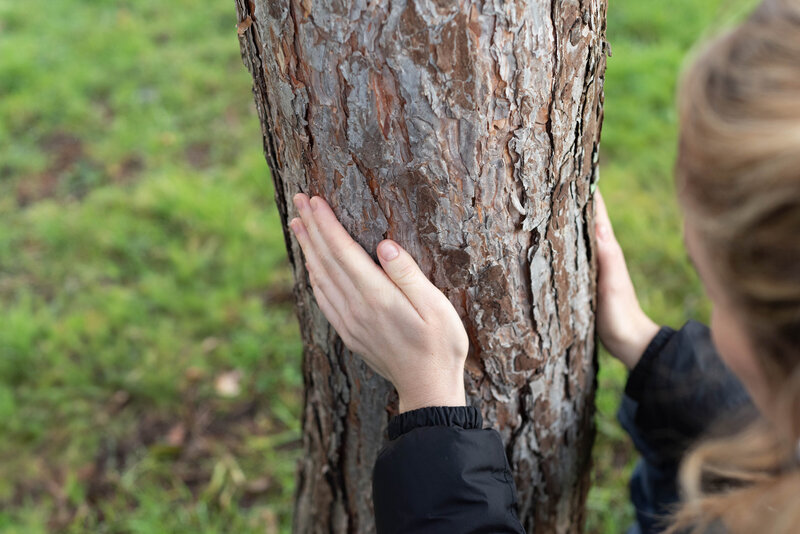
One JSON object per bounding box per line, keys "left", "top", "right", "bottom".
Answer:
{"left": 293, "top": 194, "right": 359, "bottom": 296}
{"left": 306, "top": 262, "right": 347, "bottom": 333}
{"left": 376, "top": 239, "right": 443, "bottom": 321}
{"left": 594, "top": 190, "right": 616, "bottom": 243}
{"left": 308, "top": 195, "right": 389, "bottom": 285}
{"left": 291, "top": 192, "right": 443, "bottom": 322}
{"left": 593, "top": 190, "right": 632, "bottom": 294}
{"left": 307, "top": 263, "right": 391, "bottom": 379}
{"left": 294, "top": 194, "right": 387, "bottom": 294}
{"left": 594, "top": 190, "right": 624, "bottom": 267}
{"left": 290, "top": 216, "right": 350, "bottom": 319}
{"left": 304, "top": 260, "right": 345, "bottom": 334}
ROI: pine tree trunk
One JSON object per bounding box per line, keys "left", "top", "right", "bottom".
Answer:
{"left": 234, "top": 0, "right": 607, "bottom": 531}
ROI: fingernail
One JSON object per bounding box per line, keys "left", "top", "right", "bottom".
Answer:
{"left": 310, "top": 196, "right": 319, "bottom": 211}
{"left": 294, "top": 194, "right": 306, "bottom": 211}
{"left": 290, "top": 218, "right": 305, "bottom": 236}
{"left": 379, "top": 242, "right": 399, "bottom": 261}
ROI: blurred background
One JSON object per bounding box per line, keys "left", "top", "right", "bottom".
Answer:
{"left": 0, "top": 0, "right": 754, "bottom": 532}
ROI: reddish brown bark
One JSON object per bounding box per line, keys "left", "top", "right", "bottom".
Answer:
{"left": 234, "top": 0, "right": 607, "bottom": 531}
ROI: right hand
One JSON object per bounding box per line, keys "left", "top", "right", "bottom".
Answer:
{"left": 595, "top": 191, "right": 660, "bottom": 369}
{"left": 289, "top": 194, "right": 468, "bottom": 413}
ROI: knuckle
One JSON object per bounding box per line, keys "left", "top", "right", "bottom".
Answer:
{"left": 418, "top": 292, "right": 451, "bottom": 321}
{"left": 377, "top": 287, "right": 397, "bottom": 309}
{"left": 393, "top": 264, "right": 417, "bottom": 284}
{"left": 333, "top": 240, "right": 359, "bottom": 264}
{"left": 364, "top": 287, "right": 393, "bottom": 312}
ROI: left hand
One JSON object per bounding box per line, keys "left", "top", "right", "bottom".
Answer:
{"left": 594, "top": 190, "right": 659, "bottom": 369}
{"left": 289, "top": 193, "right": 468, "bottom": 413}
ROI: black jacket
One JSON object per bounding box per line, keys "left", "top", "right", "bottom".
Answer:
{"left": 372, "top": 321, "right": 753, "bottom": 533}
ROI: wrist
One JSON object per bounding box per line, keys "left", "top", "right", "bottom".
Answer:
{"left": 397, "top": 370, "right": 466, "bottom": 414}
{"left": 619, "top": 311, "right": 659, "bottom": 370}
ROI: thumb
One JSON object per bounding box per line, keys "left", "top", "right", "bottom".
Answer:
{"left": 377, "top": 239, "right": 438, "bottom": 318}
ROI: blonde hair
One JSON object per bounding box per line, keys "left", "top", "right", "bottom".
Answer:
{"left": 670, "top": 0, "right": 800, "bottom": 532}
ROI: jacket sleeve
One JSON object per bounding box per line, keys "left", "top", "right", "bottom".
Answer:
{"left": 372, "top": 405, "right": 526, "bottom": 534}
{"left": 617, "top": 320, "right": 755, "bottom": 533}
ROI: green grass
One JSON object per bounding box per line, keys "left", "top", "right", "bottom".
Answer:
{"left": 0, "top": 0, "right": 754, "bottom": 532}
{"left": 0, "top": 1, "right": 301, "bottom": 531}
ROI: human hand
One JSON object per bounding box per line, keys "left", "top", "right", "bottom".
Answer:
{"left": 595, "top": 191, "right": 660, "bottom": 369}
{"left": 289, "top": 193, "right": 468, "bottom": 413}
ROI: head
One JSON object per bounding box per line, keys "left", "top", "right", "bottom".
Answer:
{"left": 677, "top": 0, "right": 800, "bottom": 434}
{"left": 670, "top": 0, "right": 800, "bottom": 531}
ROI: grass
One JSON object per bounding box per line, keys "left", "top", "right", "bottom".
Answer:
{"left": 0, "top": 0, "right": 754, "bottom": 532}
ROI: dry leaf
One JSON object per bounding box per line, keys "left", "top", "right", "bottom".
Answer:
{"left": 184, "top": 366, "right": 204, "bottom": 382}
{"left": 166, "top": 423, "right": 186, "bottom": 447}
{"left": 246, "top": 476, "right": 272, "bottom": 494}
{"left": 215, "top": 370, "right": 242, "bottom": 397}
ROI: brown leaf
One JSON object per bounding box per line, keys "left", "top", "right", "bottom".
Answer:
{"left": 245, "top": 476, "right": 272, "bottom": 494}
{"left": 166, "top": 423, "right": 186, "bottom": 447}
{"left": 108, "top": 390, "right": 131, "bottom": 414}
{"left": 215, "top": 370, "right": 242, "bottom": 398}
{"left": 184, "top": 366, "right": 205, "bottom": 382}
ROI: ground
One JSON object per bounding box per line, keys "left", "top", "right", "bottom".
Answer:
{"left": 0, "top": 0, "right": 753, "bottom": 532}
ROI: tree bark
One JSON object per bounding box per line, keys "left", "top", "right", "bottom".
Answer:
{"left": 234, "top": 0, "right": 606, "bottom": 532}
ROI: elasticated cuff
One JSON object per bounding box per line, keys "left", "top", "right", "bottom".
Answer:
{"left": 387, "top": 405, "right": 482, "bottom": 440}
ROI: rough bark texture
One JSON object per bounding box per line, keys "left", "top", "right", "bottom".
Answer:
{"left": 234, "top": 0, "right": 607, "bottom": 532}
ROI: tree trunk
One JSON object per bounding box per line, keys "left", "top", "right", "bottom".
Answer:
{"left": 234, "top": 0, "right": 606, "bottom": 531}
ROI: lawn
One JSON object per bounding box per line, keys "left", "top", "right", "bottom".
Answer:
{"left": 0, "top": 0, "right": 753, "bottom": 532}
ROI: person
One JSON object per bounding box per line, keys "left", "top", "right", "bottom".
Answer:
{"left": 286, "top": 0, "right": 800, "bottom": 531}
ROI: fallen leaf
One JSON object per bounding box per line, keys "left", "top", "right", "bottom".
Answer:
{"left": 184, "top": 366, "right": 205, "bottom": 382}
{"left": 166, "top": 423, "right": 186, "bottom": 447}
{"left": 215, "top": 370, "right": 242, "bottom": 397}
{"left": 108, "top": 390, "right": 130, "bottom": 412}
{"left": 245, "top": 476, "right": 272, "bottom": 494}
